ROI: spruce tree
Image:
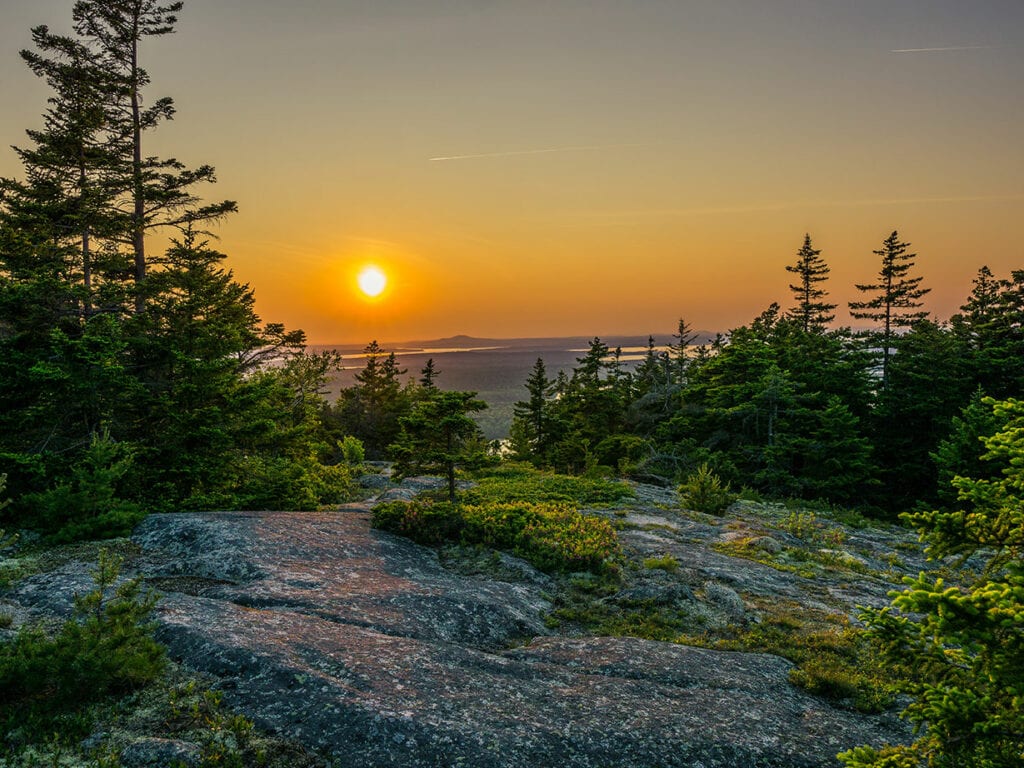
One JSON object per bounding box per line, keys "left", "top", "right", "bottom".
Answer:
{"left": 419, "top": 358, "right": 440, "bottom": 389}
{"left": 71, "top": 0, "right": 236, "bottom": 309}
{"left": 848, "top": 230, "right": 930, "bottom": 385}
{"left": 785, "top": 233, "right": 836, "bottom": 333}
{"left": 510, "top": 357, "right": 551, "bottom": 462}
{"left": 840, "top": 398, "right": 1024, "bottom": 768}
{"left": 334, "top": 341, "right": 411, "bottom": 458}
{"left": 6, "top": 25, "right": 126, "bottom": 317}
{"left": 128, "top": 228, "right": 305, "bottom": 504}
{"left": 633, "top": 336, "right": 661, "bottom": 394}
{"left": 390, "top": 391, "right": 487, "bottom": 502}
{"left": 668, "top": 318, "right": 698, "bottom": 384}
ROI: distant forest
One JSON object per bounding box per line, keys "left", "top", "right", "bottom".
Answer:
{"left": 1, "top": 0, "right": 1022, "bottom": 539}
{"left": 501, "top": 237, "right": 1024, "bottom": 516}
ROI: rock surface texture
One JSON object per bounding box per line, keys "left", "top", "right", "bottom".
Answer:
{"left": 10, "top": 489, "right": 916, "bottom": 767}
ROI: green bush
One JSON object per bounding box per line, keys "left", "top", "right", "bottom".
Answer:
{"left": 372, "top": 500, "right": 465, "bottom": 545}
{"left": 780, "top": 510, "right": 848, "bottom": 546}
{"left": 21, "top": 432, "right": 145, "bottom": 543}
{"left": 192, "top": 454, "right": 356, "bottom": 511}
{"left": 643, "top": 554, "right": 680, "bottom": 572}
{"left": 373, "top": 498, "right": 619, "bottom": 574}
{"left": 337, "top": 435, "right": 366, "bottom": 465}
{"left": 0, "top": 550, "right": 165, "bottom": 735}
{"left": 711, "top": 601, "right": 892, "bottom": 713}
{"left": 678, "top": 463, "right": 737, "bottom": 515}
{"left": 464, "top": 463, "right": 634, "bottom": 506}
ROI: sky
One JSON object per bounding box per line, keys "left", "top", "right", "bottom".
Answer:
{"left": 1, "top": 0, "right": 1022, "bottom": 344}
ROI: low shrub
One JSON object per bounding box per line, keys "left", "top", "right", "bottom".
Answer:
{"left": 643, "top": 554, "right": 680, "bottom": 572}
{"left": 464, "top": 463, "right": 634, "bottom": 506}
{"left": 678, "top": 463, "right": 737, "bottom": 515}
{"left": 373, "top": 498, "right": 619, "bottom": 574}
{"left": 372, "top": 500, "right": 465, "bottom": 545}
{"left": 709, "top": 600, "right": 893, "bottom": 713}
{"left": 166, "top": 681, "right": 262, "bottom": 767}
{"left": 780, "top": 509, "right": 848, "bottom": 546}
{"left": 337, "top": 435, "right": 366, "bottom": 465}
{"left": 0, "top": 550, "right": 165, "bottom": 737}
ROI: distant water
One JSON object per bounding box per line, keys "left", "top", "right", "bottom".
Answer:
{"left": 309, "top": 334, "right": 712, "bottom": 439}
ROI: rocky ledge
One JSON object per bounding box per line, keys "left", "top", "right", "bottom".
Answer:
{"left": 11, "top": 498, "right": 911, "bottom": 767}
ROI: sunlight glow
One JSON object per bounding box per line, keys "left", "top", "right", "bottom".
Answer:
{"left": 357, "top": 266, "right": 387, "bottom": 297}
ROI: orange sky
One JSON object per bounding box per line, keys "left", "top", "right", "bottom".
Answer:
{"left": 2, "top": 1, "right": 1022, "bottom": 343}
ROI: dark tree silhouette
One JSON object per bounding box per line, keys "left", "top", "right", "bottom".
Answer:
{"left": 786, "top": 233, "right": 836, "bottom": 333}
{"left": 848, "top": 230, "right": 930, "bottom": 385}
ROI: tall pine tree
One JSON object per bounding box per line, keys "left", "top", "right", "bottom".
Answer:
{"left": 71, "top": 0, "right": 236, "bottom": 310}
{"left": 785, "top": 233, "right": 836, "bottom": 333}
{"left": 848, "top": 230, "right": 930, "bottom": 385}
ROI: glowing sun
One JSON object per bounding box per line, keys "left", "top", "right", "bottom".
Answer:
{"left": 357, "top": 266, "right": 387, "bottom": 297}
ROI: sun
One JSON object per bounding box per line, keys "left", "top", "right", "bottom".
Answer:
{"left": 357, "top": 266, "right": 387, "bottom": 298}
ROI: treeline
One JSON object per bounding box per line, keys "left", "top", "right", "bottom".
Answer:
{"left": 509, "top": 233, "right": 1024, "bottom": 514}
{"left": 0, "top": 1, "right": 358, "bottom": 539}
{"left": 325, "top": 342, "right": 491, "bottom": 500}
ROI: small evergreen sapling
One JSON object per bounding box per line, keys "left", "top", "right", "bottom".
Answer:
{"left": 678, "top": 463, "right": 737, "bottom": 515}
{"left": 0, "top": 550, "right": 165, "bottom": 728}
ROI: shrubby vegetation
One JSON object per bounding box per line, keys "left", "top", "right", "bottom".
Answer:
{"left": 460, "top": 462, "right": 634, "bottom": 506}
{"left": 0, "top": 551, "right": 164, "bottom": 739}
{"left": 678, "top": 463, "right": 737, "bottom": 515}
{"left": 373, "top": 465, "right": 623, "bottom": 574}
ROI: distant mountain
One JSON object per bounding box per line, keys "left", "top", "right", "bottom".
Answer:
{"left": 399, "top": 334, "right": 503, "bottom": 348}
{"left": 395, "top": 331, "right": 719, "bottom": 350}
{"left": 312, "top": 332, "right": 720, "bottom": 357}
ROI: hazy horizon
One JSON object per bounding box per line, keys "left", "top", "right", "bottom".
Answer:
{"left": 3, "top": 0, "right": 1022, "bottom": 344}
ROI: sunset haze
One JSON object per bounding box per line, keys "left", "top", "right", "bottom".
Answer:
{"left": 2, "top": 0, "right": 1021, "bottom": 342}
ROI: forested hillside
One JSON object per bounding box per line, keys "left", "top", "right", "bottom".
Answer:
{"left": 507, "top": 240, "right": 1024, "bottom": 516}
{"left": 0, "top": 1, "right": 357, "bottom": 541}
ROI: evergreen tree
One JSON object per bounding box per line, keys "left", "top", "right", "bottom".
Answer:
{"left": 848, "top": 230, "right": 930, "bottom": 385}
{"left": 510, "top": 357, "right": 551, "bottom": 463}
{"left": 953, "top": 267, "right": 1024, "bottom": 398}
{"left": 419, "top": 358, "right": 440, "bottom": 389}
{"left": 633, "top": 336, "right": 663, "bottom": 396}
{"left": 841, "top": 398, "right": 1024, "bottom": 768}
{"left": 0, "top": 0, "right": 330, "bottom": 526}
{"left": 659, "top": 307, "right": 877, "bottom": 503}
{"left": 6, "top": 25, "right": 126, "bottom": 317}
{"left": 668, "top": 318, "right": 698, "bottom": 384}
{"left": 334, "top": 341, "right": 411, "bottom": 458}
{"left": 785, "top": 233, "right": 836, "bottom": 333}
{"left": 931, "top": 388, "right": 1006, "bottom": 508}
{"left": 390, "top": 391, "right": 487, "bottom": 502}
{"left": 127, "top": 229, "right": 305, "bottom": 505}
{"left": 71, "top": 0, "right": 236, "bottom": 309}
{"left": 870, "top": 320, "right": 971, "bottom": 512}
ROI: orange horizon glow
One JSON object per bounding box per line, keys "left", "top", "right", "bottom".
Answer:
{"left": 1, "top": 2, "right": 1021, "bottom": 345}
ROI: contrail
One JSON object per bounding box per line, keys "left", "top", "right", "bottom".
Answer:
{"left": 429, "top": 144, "right": 643, "bottom": 162}
{"left": 891, "top": 45, "right": 993, "bottom": 53}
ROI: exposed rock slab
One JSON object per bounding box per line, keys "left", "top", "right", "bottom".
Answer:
{"left": 12, "top": 504, "right": 910, "bottom": 766}
{"left": 601, "top": 493, "right": 926, "bottom": 620}
{"left": 133, "top": 508, "right": 549, "bottom": 651}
